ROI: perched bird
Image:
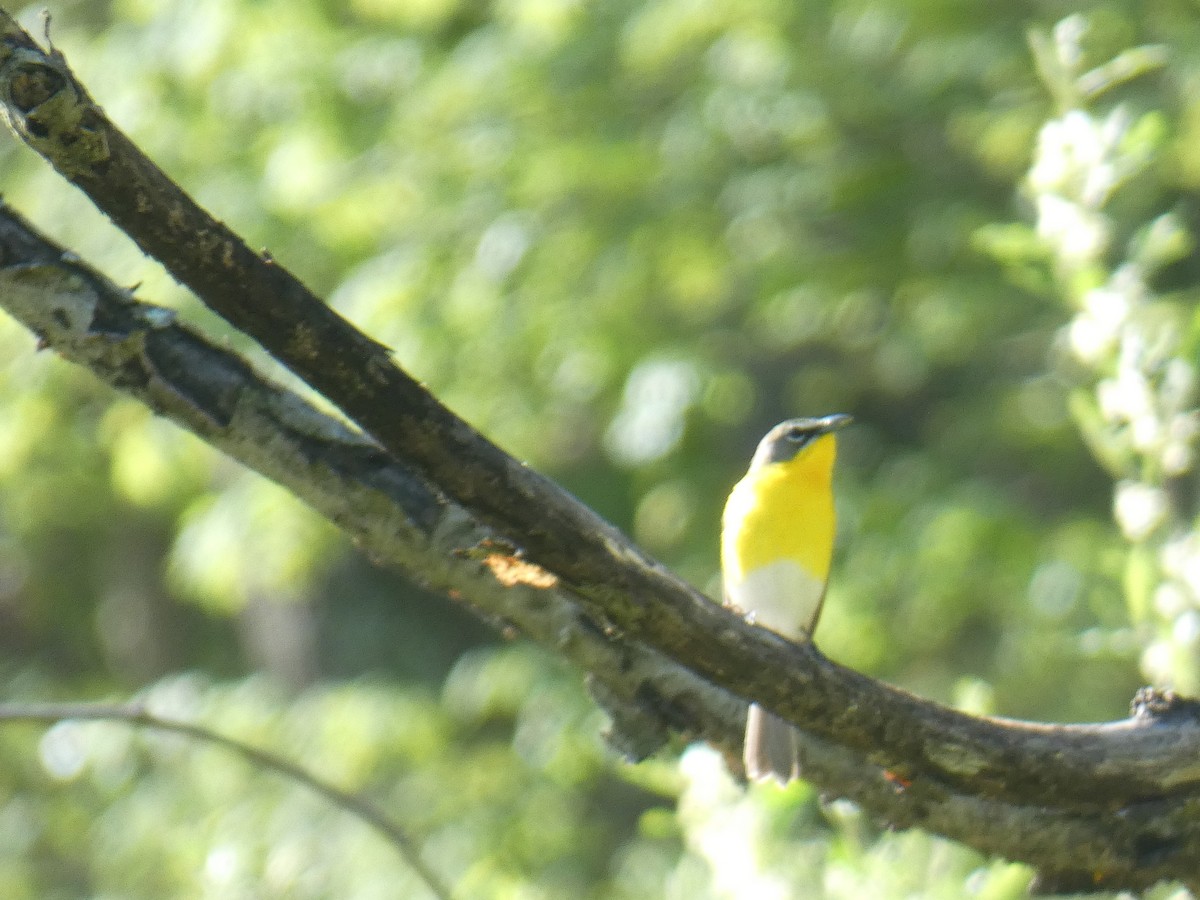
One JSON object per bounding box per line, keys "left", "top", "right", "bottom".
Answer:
{"left": 721, "top": 414, "right": 852, "bottom": 784}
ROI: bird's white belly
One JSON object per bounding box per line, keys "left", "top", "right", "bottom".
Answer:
{"left": 724, "top": 559, "right": 824, "bottom": 639}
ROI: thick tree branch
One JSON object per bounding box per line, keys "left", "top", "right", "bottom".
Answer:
{"left": 1, "top": 12, "right": 1200, "bottom": 891}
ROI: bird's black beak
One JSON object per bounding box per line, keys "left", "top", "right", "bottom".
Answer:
{"left": 814, "top": 413, "right": 853, "bottom": 435}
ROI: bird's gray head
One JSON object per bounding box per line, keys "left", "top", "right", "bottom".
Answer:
{"left": 751, "top": 413, "right": 853, "bottom": 468}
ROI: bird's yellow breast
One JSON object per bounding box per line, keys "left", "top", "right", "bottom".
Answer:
{"left": 721, "top": 433, "right": 837, "bottom": 587}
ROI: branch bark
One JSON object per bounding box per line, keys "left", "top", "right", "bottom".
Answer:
{"left": 1, "top": 10, "right": 1199, "bottom": 892}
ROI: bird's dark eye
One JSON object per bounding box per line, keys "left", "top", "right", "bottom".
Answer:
{"left": 785, "top": 427, "right": 810, "bottom": 443}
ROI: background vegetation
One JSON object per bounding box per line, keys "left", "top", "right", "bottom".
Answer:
{"left": 0, "top": 0, "right": 1196, "bottom": 896}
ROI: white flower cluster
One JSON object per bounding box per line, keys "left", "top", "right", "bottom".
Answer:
{"left": 1028, "top": 18, "right": 1200, "bottom": 687}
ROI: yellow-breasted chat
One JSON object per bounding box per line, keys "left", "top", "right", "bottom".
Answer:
{"left": 721, "top": 413, "right": 852, "bottom": 784}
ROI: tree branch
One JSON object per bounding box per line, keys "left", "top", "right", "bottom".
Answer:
{"left": 1, "top": 10, "right": 1199, "bottom": 891}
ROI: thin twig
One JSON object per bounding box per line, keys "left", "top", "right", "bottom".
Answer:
{"left": 0, "top": 701, "right": 454, "bottom": 900}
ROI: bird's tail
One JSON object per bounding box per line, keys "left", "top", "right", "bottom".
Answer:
{"left": 743, "top": 703, "right": 801, "bottom": 784}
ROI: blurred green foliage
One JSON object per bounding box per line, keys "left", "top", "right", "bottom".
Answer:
{"left": 0, "top": 0, "right": 1197, "bottom": 895}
